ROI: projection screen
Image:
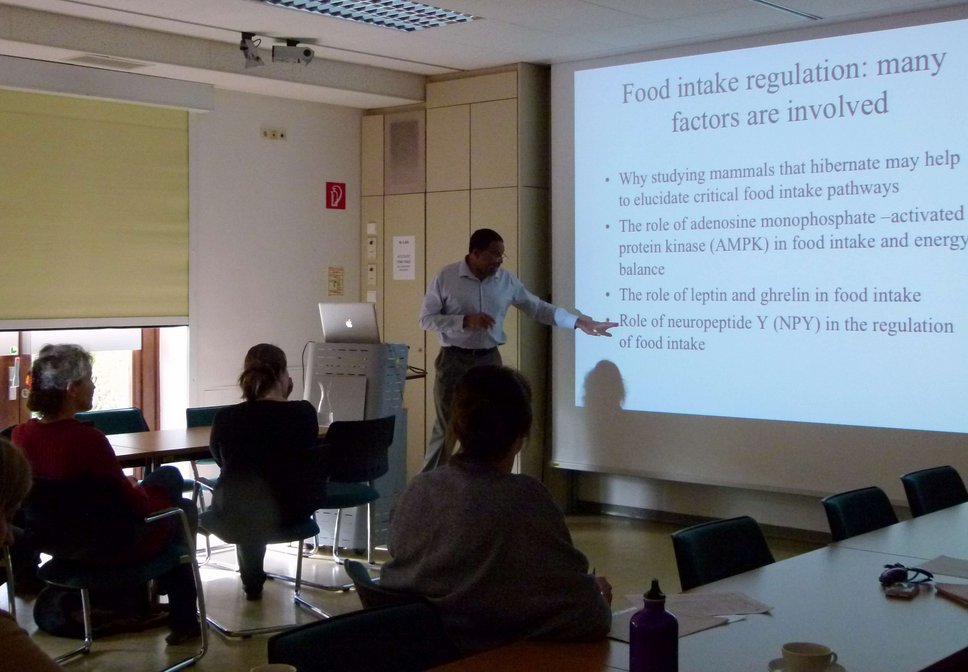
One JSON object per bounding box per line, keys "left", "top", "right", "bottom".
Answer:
{"left": 550, "top": 7, "right": 968, "bottom": 497}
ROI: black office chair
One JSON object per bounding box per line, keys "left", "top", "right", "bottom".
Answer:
{"left": 23, "top": 477, "right": 207, "bottom": 670}
{"left": 293, "top": 415, "right": 395, "bottom": 614}
{"left": 185, "top": 405, "right": 228, "bottom": 429}
{"left": 343, "top": 559, "right": 421, "bottom": 609}
{"left": 75, "top": 407, "right": 149, "bottom": 434}
{"left": 267, "top": 601, "right": 459, "bottom": 672}
{"left": 199, "top": 507, "right": 320, "bottom": 636}
{"left": 901, "top": 466, "right": 968, "bottom": 517}
{"left": 821, "top": 486, "right": 899, "bottom": 542}
{"left": 671, "top": 515, "right": 775, "bottom": 591}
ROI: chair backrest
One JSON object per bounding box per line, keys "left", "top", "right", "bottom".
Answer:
{"left": 322, "top": 415, "right": 395, "bottom": 483}
{"left": 344, "top": 559, "right": 422, "bottom": 609}
{"left": 267, "top": 601, "right": 459, "bottom": 672}
{"left": 185, "top": 405, "right": 231, "bottom": 428}
{"left": 75, "top": 407, "right": 149, "bottom": 434}
{"left": 23, "top": 477, "right": 144, "bottom": 561}
{"left": 671, "top": 515, "right": 775, "bottom": 591}
{"left": 901, "top": 466, "right": 968, "bottom": 517}
{"left": 821, "top": 486, "right": 898, "bottom": 541}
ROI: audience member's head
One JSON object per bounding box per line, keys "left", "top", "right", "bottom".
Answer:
{"left": 27, "top": 344, "right": 95, "bottom": 418}
{"left": 238, "top": 343, "right": 291, "bottom": 402}
{"left": 0, "top": 437, "right": 31, "bottom": 542}
{"left": 449, "top": 365, "right": 532, "bottom": 465}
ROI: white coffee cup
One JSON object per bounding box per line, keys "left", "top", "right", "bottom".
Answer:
{"left": 781, "top": 642, "right": 837, "bottom": 672}
{"left": 249, "top": 665, "right": 297, "bottom": 672}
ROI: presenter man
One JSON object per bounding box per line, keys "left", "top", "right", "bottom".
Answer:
{"left": 419, "top": 228, "right": 617, "bottom": 470}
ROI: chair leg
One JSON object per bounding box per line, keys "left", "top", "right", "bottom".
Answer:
{"left": 293, "top": 538, "right": 332, "bottom": 618}
{"left": 53, "top": 588, "right": 93, "bottom": 665}
{"left": 331, "top": 508, "right": 344, "bottom": 563}
{"left": 2, "top": 546, "right": 14, "bottom": 621}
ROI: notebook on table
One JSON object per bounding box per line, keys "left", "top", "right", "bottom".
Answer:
{"left": 318, "top": 302, "right": 381, "bottom": 344}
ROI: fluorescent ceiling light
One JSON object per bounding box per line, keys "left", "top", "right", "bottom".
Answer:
{"left": 260, "top": 0, "right": 476, "bottom": 32}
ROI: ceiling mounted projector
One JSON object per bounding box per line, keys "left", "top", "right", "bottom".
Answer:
{"left": 272, "top": 40, "right": 314, "bottom": 64}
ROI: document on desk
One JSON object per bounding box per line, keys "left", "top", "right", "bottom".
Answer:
{"left": 610, "top": 592, "right": 772, "bottom": 643}
{"left": 935, "top": 583, "right": 968, "bottom": 608}
{"left": 609, "top": 607, "right": 727, "bottom": 641}
{"left": 919, "top": 555, "right": 968, "bottom": 579}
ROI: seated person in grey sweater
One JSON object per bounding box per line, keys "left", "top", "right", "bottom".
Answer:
{"left": 380, "top": 365, "right": 612, "bottom": 653}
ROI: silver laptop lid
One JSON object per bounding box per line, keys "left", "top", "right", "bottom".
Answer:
{"left": 318, "top": 302, "right": 380, "bottom": 344}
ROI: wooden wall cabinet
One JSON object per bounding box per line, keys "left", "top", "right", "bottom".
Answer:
{"left": 362, "top": 64, "right": 550, "bottom": 479}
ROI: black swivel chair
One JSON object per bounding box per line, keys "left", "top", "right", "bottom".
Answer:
{"left": 821, "top": 486, "right": 899, "bottom": 542}
{"left": 901, "top": 466, "right": 968, "bottom": 517}
{"left": 671, "top": 515, "right": 775, "bottom": 591}
{"left": 75, "top": 407, "right": 149, "bottom": 434}
{"left": 267, "top": 602, "right": 459, "bottom": 672}
{"left": 24, "top": 477, "right": 207, "bottom": 670}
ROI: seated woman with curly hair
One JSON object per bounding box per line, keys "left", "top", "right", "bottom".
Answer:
{"left": 12, "top": 344, "right": 200, "bottom": 645}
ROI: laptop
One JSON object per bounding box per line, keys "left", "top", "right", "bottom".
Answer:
{"left": 318, "top": 302, "right": 381, "bottom": 343}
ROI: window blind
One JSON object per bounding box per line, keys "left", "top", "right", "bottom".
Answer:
{"left": 0, "top": 89, "right": 188, "bottom": 328}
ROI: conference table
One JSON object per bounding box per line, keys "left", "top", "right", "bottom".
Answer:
{"left": 109, "top": 426, "right": 212, "bottom": 471}
{"left": 432, "top": 504, "right": 968, "bottom": 672}
{"left": 833, "top": 503, "right": 968, "bottom": 561}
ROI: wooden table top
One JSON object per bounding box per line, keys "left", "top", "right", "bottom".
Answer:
{"left": 109, "top": 426, "right": 211, "bottom": 468}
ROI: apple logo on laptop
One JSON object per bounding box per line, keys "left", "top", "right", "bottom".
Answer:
{"left": 345, "top": 318, "right": 354, "bottom": 328}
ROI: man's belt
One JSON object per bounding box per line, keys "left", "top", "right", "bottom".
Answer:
{"left": 442, "top": 346, "right": 498, "bottom": 356}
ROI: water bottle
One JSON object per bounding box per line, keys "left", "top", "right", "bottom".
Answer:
{"left": 629, "top": 578, "right": 678, "bottom": 672}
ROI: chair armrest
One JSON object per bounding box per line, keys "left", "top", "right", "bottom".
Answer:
{"left": 144, "top": 507, "right": 196, "bottom": 554}
{"left": 195, "top": 477, "right": 217, "bottom": 492}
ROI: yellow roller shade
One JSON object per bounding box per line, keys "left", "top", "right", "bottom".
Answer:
{"left": 0, "top": 89, "right": 188, "bottom": 328}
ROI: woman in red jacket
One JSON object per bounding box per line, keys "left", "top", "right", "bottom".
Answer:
{"left": 12, "top": 344, "right": 200, "bottom": 645}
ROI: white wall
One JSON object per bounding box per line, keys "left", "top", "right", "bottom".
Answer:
{"left": 188, "top": 90, "right": 362, "bottom": 404}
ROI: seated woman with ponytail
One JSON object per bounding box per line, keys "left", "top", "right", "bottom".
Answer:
{"left": 208, "top": 343, "right": 326, "bottom": 600}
